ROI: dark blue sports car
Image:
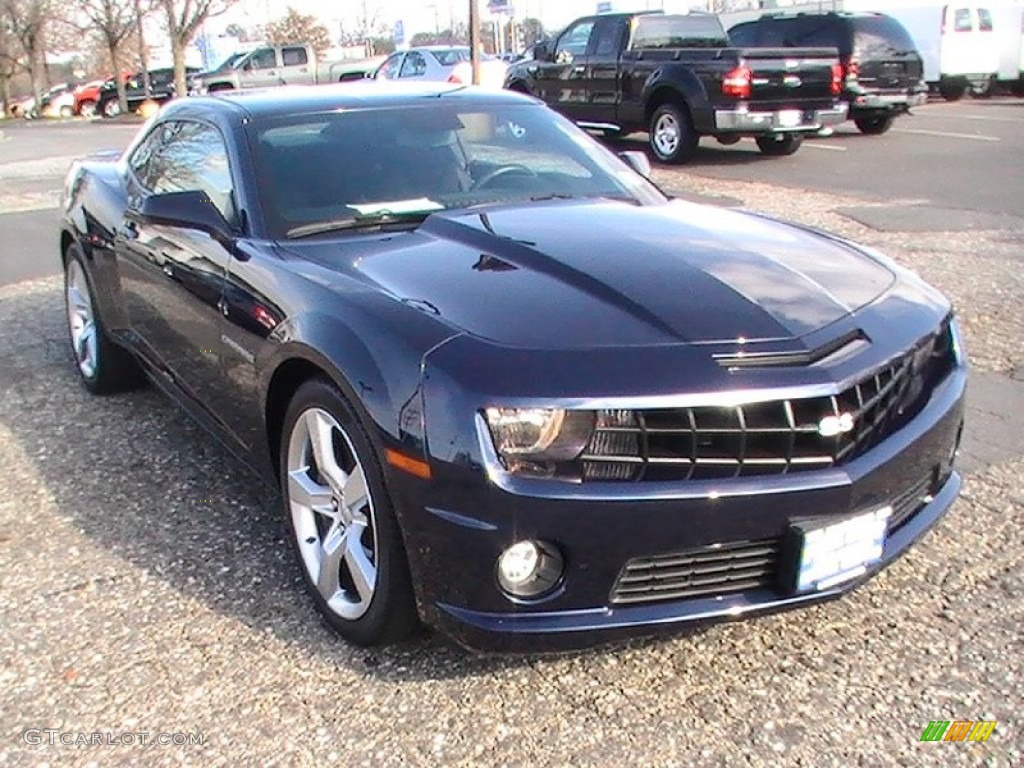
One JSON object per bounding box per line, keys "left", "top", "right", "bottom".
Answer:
{"left": 60, "top": 83, "right": 966, "bottom": 651}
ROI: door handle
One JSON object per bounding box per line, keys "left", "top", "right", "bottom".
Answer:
{"left": 573, "top": 66, "right": 586, "bottom": 74}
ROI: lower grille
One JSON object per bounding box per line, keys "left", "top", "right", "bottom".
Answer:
{"left": 611, "top": 539, "right": 779, "bottom": 605}
{"left": 887, "top": 471, "right": 936, "bottom": 532}
{"left": 610, "top": 472, "right": 937, "bottom": 606}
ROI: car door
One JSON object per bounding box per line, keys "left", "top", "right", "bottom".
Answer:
{"left": 116, "top": 119, "right": 237, "bottom": 415}
{"left": 375, "top": 52, "right": 405, "bottom": 80}
{"left": 534, "top": 17, "right": 596, "bottom": 118}
{"left": 582, "top": 15, "right": 630, "bottom": 126}
{"left": 238, "top": 47, "right": 281, "bottom": 88}
{"left": 280, "top": 45, "right": 315, "bottom": 84}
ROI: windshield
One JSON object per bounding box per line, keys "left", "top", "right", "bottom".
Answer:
{"left": 249, "top": 102, "right": 666, "bottom": 239}
{"left": 215, "top": 51, "right": 249, "bottom": 71}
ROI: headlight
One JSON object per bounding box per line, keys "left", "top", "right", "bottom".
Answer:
{"left": 484, "top": 407, "right": 595, "bottom": 468}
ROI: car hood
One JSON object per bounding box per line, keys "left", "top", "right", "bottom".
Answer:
{"left": 287, "top": 199, "right": 896, "bottom": 349}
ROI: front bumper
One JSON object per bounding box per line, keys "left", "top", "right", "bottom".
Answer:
{"left": 402, "top": 364, "right": 966, "bottom": 653}
{"left": 714, "top": 103, "right": 848, "bottom": 134}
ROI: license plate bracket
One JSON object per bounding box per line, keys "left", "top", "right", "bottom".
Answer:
{"left": 779, "top": 507, "right": 892, "bottom": 593}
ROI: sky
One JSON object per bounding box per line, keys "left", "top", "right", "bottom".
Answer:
{"left": 213, "top": 0, "right": 699, "bottom": 41}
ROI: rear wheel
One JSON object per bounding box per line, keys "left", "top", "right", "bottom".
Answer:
{"left": 755, "top": 133, "right": 804, "bottom": 156}
{"left": 853, "top": 114, "right": 895, "bottom": 135}
{"left": 59, "top": 105, "right": 74, "bottom": 118}
{"left": 939, "top": 79, "right": 967, "bottom": 101}
{"left": 648, "top": 102, "right": 699, "bottom": 164}
{"left": 64, "top": 244, "right": 144, "bottom": 394}
{"left": 970, "top": 76, "right": 994, "bottom": 98}
{"left": 280, "top": 378, "right": 418, "bottom": 646}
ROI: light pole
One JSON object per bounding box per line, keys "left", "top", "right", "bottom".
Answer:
{"left": 469, "top": 0, "right": 481, "bottom": 84}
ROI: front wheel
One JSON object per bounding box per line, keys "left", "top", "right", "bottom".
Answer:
{"left": 101, "top": 98, "right": 121, "bottom": 118}
{"left": 648, "top": 102, "right": 699, "bottom": 164}
{"left": 755, "top": 133, "right": 804, "bottom": 156}
{"left": 78, "top": 100, "right": 97, "bottom": 118}
{"left": 854, "top": 114, "right": 895, "bottom": 135}
{"left": 64, "top": 244, "right": 144, "bottom": 394}
{"left": 280, "top": 378, "right": 418, "bottom": 646}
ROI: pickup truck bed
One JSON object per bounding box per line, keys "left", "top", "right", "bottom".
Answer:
{"left": 506, "top": 12, "right": 848, "bottom": 163}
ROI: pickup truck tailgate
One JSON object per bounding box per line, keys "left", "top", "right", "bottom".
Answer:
{"left": 738, "top": 47, "right": 839, "bottom": 105}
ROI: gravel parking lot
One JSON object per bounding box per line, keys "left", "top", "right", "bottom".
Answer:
{"left": 1, "top": 102, "right": 1022, "bottom": 767}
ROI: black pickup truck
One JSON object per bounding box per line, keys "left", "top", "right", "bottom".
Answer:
{"left": 505, "top": 12, "right": 848, "bottom": 163}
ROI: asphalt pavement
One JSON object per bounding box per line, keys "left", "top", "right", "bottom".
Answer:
{"left": 0, "top": 105, "right": 1022, "bottom": 766}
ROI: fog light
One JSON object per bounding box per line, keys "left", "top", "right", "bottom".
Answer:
{"left": 496, "top": 540, "right": 563, "bottom": 598}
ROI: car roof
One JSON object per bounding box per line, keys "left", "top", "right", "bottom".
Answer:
{"left": 171, "top": 81, "right": 536, "bottom": 120}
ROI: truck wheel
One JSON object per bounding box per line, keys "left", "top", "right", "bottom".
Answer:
{"left": 78, "top": 100, "right": 97, "bottom": 118}
{"left": 649, "top": 102, "right": 699, "bottom": 164}
{"left": 755, "top": 133, "right": 804, "bottom": 156}
{"left": 853, "top": 114, "right": 895, "bottom": 135}
{"left": 939, "top": 79, "right": 967, "bottom": 101}
{"left": 970, "top": 76, "right": 994, "bottom": 98}
{"left": 101, "top": 99, "right": 121, "bottom": 118}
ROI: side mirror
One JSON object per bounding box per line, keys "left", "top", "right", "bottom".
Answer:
{"left": 136, "top": 190, "right": 234, "bottom": 245}
{"left": 618, "top": 150, "right": 652, "bottom": 178}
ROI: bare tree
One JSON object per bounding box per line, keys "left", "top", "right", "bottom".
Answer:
{"left": 80, "top": 0, "right": 136, "bottom": 114}
{"left": 1, "top": 6, "right": 24, "bottom": 112}
{"left": 159, "top": 0, "right": 238, "bottom": 97}
{"left": 133, "top": 0, "right": 151, "bottom": 95}
{"left": 1, "top": 0, "right": 51, "bottom": 103}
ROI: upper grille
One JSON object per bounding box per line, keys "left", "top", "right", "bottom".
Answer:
{"left": 582, "top": 323, "right": 955, "bottom": 482}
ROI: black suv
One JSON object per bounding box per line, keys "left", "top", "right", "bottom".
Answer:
{"left": 97, "top": 67, "right": 200, "bottom": 118}
{"left": 729, "top": 12, "right": 926, "bottom": 135}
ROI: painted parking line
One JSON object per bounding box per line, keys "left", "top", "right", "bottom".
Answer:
{"left": 804, "top": 143, "right": 848, "bottom": 151}
{"left": 892, "top": 128, "right": 1000, "bottom": 142}
{"left": 921, "top": 113, "right": 1023, "bottom": 123}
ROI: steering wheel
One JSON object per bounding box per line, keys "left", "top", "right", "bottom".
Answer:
{"left": 472, "top": 164, "right": 538, "bottom": 190}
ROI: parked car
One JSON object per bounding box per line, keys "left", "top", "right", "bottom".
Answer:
{"left": 59, "top": 83, "right": 965, "bottom": 652}
{"left": 504, "top": 11, "right": 847, "bottom": 163}
{"left": 97, "top": 67, "right": 201, "bottom": 117}
{"left": 729, "top": 12, "right": 927, "bottom": 135}
{"left": 374, "top": 46, "right": 509, "bottom": 88}
{"left": 189, "top": 44, "right": 383, "bottom": 93}
{"left": 40, "top": 83, "right": 76, "bottom": 118}
{"left": 8, "top": 94, "right": 36, "bottom": 118}
{"left": 73, "top": 78, "right": 114, "bottom": 117}
{"left": 721, "top": 1, "right": 1006, "bottom": 102}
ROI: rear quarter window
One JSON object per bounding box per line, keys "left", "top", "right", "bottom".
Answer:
{"left": 750, "top": 18, "right": 843, "bottom": 51}
{"left": 978, "top": 8, "right": 994, "bottom": 31}
{"left": 854, "top": 16, "right": 918, "bottom": 56}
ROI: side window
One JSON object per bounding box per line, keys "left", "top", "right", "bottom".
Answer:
{"left": 128, "top": 122, "right": 172, "bottom": 188}
{"left": 400, "top": 51, "right": 427, "bottom": 77}
{"left": 978, "top": 8, "right": 994, "bottom": 31}
{"left": 282, "top": 47, "right": 308, "bottom": 66}
{"left": 378, "top": 53, "right": 403, "bottom": 79}
{"left": 953, "top": 8, "right": 974, "bottom": 31}
{"left": 147, "top": 121, "right": 236, "bottom": 225}
{"left": 249, "top": 48, "right": 278, "bottom": 70}
{"left": 555, "top": 19, "right": 596, "bottom": 62}
{"left": 589, "top": 18, "right": 625, "bottom": 56}
{"left": 728, "top": 22, "right": 759, "bottom": 47}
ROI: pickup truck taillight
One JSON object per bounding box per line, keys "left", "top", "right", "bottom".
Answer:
{"left": 830, "top": 62, "right": 843, "bottom": 95}
{"left": 843, "top": 58, "right": 860, "bottom": 84}
{"left": 722, "top": 66, "right": 752, "bottom": 99}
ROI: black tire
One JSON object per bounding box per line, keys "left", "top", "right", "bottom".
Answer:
{"left": 939, "top": 80, "right": 967, "bottom": 101}
{"left": 100, "top": 98, "right": 121, "bottom": 118}
{"left": 648, "top": 101, "right": 699, "bottom": 164}
{"left": 755, "top": 133, "right": 804, "bottom": 156}
{"left": 506, "top": 81, "right": 532, "bottom": 96}
{"left": 279, "top": 377, "right": 418, "bottom": 646}
{"left": 63, "top": 243, "right": 145, "bottom": 395}
{"left": 78, "top": 99, "right": 97, "bottom": 118}
{"left": 853, "top": 114, "right": 895, "bottom": 135}
{"left": 970, "top": 76, "right": 994, "bottom": 98}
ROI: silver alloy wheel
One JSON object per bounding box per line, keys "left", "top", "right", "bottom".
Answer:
{"left": 103, "top": 100, "right": 120, "bottom": 118}
{"left": 653, "top": 113, "right": 680, "bottom": 157}
{"left": 79, "top": 101, "right": 96, "bottom": 118}
{"left": 66, "top": 259, "right": 98, "bottom": 379}
{"left": 287, "top": 407, "right": 378, "bottom": 620}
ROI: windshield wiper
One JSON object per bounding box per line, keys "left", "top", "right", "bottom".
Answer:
{"left": 286, "top": 211, "right": 432, "bottom": 239}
